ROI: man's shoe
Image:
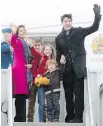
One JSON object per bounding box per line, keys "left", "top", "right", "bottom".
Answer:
{"left": 75, "top": 119, "right": 83, "bottom": 123}
{"left": 69, "top": 119, "right": 76, "bottom": 123}
{"left": 69, "top": 118, "right": 83, "bottom": 123}
{"left": 54, "top": 119, "right": 59, "bottom": 122}
{"left": 65, "top": 116, "right": 74, "bottom": 123}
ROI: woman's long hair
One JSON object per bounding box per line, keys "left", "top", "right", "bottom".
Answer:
{"left": 15, "top": 25, "right": 25, "bottom": 36}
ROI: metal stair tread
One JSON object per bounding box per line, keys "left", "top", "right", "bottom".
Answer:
{"left": 13, "top": 122, "right": 85, "bottom": 126}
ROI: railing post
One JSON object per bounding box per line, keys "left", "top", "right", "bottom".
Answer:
{"left": 8, "top": 65, "right": 13, "bottom": 126}
{"left": 100, "top": 83, "right": 103, "bottom": 126}
{"left": 86, "top": 68, "right": 103, "bottom": 126}
{"left": 85, "top": 68, "right": 99, "bottom": 126}
{"left": 87, "top": 70, "right": 95, "bottom": 126}
{"left": 1, "top": 69, "right": 8, "bottom": 126}
{"left": 84, "top": 78, "right": 91, "bottom": 126}
{"left": 97, "top": 70, "right": 103, "bottom": 126}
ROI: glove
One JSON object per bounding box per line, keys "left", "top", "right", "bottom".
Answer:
{"left": 93, "top": 4, "right": 101, "bottom": 16}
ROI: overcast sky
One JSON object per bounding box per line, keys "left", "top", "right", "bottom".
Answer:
{"left": 0, "top": 0, "right": 103, "bottom": 68}
{"left": 1, "top": 0, "right": 103, "bottom": 28}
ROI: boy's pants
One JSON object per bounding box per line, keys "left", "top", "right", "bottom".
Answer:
{"left": 46, "top": 92, "right": 60, "bottom": 122}
{"left": 27, "top": 84, "right": 38, "bottom": 122}
{"left": 38, "top": 87, "right": 45, "bottom": 122}
{"left": 27, "top": 85, "right": 46, "bottom": 122}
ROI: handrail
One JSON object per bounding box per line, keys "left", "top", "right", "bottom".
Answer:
{"left": 100, "top": 83, "right": 103, "bottom": 93}
{"left": 86, "top": 68, "right": 103, "bottom": 126}
{"left": 8, "top": 65, "right": 13, "bottom": 126}
{"left": 87, "top": 69, "right": 94, "bottom": 126}
{"left": 1, "top": 65, "right": 13, "bottom": 126}
{"left": 84, "top": 78, "right": 91, "bottom": 126}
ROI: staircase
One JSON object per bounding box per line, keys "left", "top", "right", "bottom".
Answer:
{"left": 12, "top": 82, "right": 85, "bottom": 126}
{"left": 13, "top": 122, "right": 84, "bottom": 126}
{"left": 1, "top": 67, "right": 103, "bottom": 126}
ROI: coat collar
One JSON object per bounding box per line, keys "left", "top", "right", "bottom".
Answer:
{"left": 43, "top": 55, "right": 48, "bottom": 59}
{"left": 61, "top": 27, "right": 76, "bottom": 41}
{"left": 44, "top": 68, "right": 59, "bottom": 75}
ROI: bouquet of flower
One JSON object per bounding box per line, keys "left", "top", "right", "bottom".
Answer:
{"left": 35, "top": 74, "right": 50, "bottom": 87}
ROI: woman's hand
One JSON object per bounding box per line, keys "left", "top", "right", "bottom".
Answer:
{"left": 9, "top": 23, "right": 17, "bottom": 34}
{"left": 25, "top": 64, "right": 32, "bottom": 69}
{"left": 60, "top": 55, "right": 66, "bottom": 64}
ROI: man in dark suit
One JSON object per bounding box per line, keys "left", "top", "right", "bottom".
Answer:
{"left": 55, "top": 4, "right": 101, "bottom": 123}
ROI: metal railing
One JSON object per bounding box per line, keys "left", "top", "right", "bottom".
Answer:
{"left": 1, "top": 65, "right": 103, "bottom": 126}
{"left": 85, "top": 68, "right": 103, "bottom": 126}
{"left": 1, "top": 65, "right": 13, "bottom": 126}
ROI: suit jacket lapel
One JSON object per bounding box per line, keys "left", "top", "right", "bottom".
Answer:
{"left": 67, "top": 27, "right": 77, "bottom": 41}
{"left": 61, "top": 27, "right": 77, "bottom": 41}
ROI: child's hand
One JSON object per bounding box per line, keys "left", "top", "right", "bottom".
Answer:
{"left": 60, "top": 55, "right": 66, "bottom": 64}
{"left": 37, "top": 74, "right": 41, "bottom": 78}
{"left": 25, "top": 64, "right": 32, "bottom": 69}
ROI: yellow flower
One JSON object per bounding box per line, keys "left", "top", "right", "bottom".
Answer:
{"left": 35, "top": 76, "right": 50, "bottom": 87}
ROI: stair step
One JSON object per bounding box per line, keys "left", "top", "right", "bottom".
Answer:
{"left": 13, "top": 122, "right": 84, "bottom": 126}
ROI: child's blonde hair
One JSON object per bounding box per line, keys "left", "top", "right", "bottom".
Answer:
{"left": 46, "top": 59, "right": 57, "bottom": 68}
{"left": 42, "top": 44, "right": 56, "bottom": 59}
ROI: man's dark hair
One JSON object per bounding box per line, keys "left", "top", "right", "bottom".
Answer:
{"left": 61, "top": 14, "right": 72, "bottom": 22}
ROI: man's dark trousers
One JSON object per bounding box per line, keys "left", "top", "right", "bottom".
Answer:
{"left": 63, "top": 64, "right": 84, "bottom": 122}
